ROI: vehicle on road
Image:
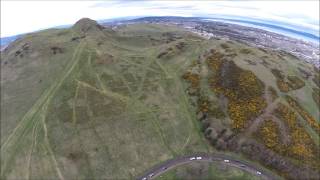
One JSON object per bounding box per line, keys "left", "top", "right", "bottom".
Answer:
{"left": 189, "top": 157, "right": 196, "bottom": 160}
{"left": 196, "top": 157, "right": 202, "bottom": 160}
{"left": 162, "top": 167, "right": 167, "bottom": 170}
{"left": 148, "top": 173, "right": 154, "bottom": 178}
{"left": 141, "top": 177, "right": 147, "bottom": 180}
{"left": 257, "top": 171, "right": 262, "bottom": 175}
{"left": 224, "top": 159, "right": 230, "bottom": 163}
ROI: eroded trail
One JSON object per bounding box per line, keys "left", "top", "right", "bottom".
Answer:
{"left": 1, "top": 41, "right": 85, "bottom": 178}
{"left": 245, "top": 86, "right": 290, "bottom": 144}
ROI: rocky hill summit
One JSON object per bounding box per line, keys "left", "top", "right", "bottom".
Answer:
{"left": 69, "top": 18, "right": 114, "bottom": 43}
{"left": 72, "top": 18, "right": 105, "bottom": 34}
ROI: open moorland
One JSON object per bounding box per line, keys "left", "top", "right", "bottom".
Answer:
{"left": 1, "top": 18, "right": 319, "bottom": 179}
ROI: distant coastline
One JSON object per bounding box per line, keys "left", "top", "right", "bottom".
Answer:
{"left": 1, "top": 16, "right": 319, "bottom": 48}
{"left": 203, "top": 17, "right": 319, "bottom": 44}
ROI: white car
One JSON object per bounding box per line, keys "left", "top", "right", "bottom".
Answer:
{"left": 224, "top": 159, "right": 230, "bottom": 163}
{"left": 142, "top": 177, "right": 147, "bottom": 180}
{"left": 196, "top": 157, "right": 202, "bottom": 160}
{"left": 256, "top": 171, "right": 262, "bottom": 175}
{"left": 149, "top": 173, "right": 154, "bottom": 178}
{"left": 189, "top": 157, "right": 196, "bottom": 160}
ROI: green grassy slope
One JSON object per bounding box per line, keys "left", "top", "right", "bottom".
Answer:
{"left": 1, "top": 18, "right": 319, "bottom": 179}
{"left": 1, "top": 19, "right": 211, "bottom": 179}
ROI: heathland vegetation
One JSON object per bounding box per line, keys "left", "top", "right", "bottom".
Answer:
{"left": 1, "top": 18, "right": 319, "bottom": 179}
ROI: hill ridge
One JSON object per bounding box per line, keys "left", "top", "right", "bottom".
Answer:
{"left": 72, "top": 17, "right": 105, "bottom": 35}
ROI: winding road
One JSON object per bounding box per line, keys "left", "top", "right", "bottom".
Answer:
{"left": 137, "top": 153, "right": 281, "bottom": 180}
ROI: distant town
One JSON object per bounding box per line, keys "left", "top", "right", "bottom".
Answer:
{"left": 106, "top": 16, "right": 320, "bottom": 68}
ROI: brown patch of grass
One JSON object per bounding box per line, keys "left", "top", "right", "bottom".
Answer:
{"left": 287, "top": 76, "right": 305, "bottom": 90}
{"left": 95, "top": 54, "right": 114, "bottom": 65}
{"left": 244, "top": 59, "right": 257, "bottom": 65}
{"left": 209, "top": 106, "right": 225, "bottom": 119}
{"left": 268, "top": 86, "right": 278, "bottom": 102}
{"left": 157, "top": 42, "right": 186, "bottom": 59}
{"left": 276, "top": 79, "right": 290, "bottom": 92}
{"left": 198, "top": 98, "right": 209, "bottom": 114}
{"left": 239, "top": 48, "right": 252, "bottom": 54}
{"left": 182, "top": 62, "right": 226, "bottom": 120}
{"left": 182, "top": 72, "right": 200, "bottom": 89}
{"left": 298, "top": 67, "right": 312, "bottom": 79}
{"left": 220, "top": 43, "right": 230, "bottom": 49}
{"left": 261, "top": 59, "right": 270, "bottom": 67}
{"left": 198, "top": 97, "right": 225, "bottom": 119}
{"left": 271, "top": 69, "right": 305, "bottom": 92}
{"left": 157, "top": 51, "right": 168, "bottom": 59}
{"left": 271, "top": 69, "right": 285, "bottom": 79}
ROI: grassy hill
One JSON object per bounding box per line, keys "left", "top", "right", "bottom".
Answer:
{"left": 1, "top": 18, "right": 319, "bottom": 179}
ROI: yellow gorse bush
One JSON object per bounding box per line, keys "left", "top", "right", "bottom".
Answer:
{"left": 207, "top": 50, "right": 266, "bottom": 132}
{"left": 274, "top": 103, "right": 318, "bottom": 165}
{"left": 286, "top": 96, "right": 320, "bottom": 134}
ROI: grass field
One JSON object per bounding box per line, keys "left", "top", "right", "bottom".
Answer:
{"left": 1, "top": 19, "right": 319, "bottom": 179}
{"left": 1, "top": 22, "right": 213, "bottom": 179}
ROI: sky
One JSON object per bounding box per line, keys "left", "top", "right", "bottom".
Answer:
{"left": 1, "top": 0, "right": 319, "bottom": 37}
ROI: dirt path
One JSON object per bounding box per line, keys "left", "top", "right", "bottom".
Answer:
{"left": 1, "top": 41, "right": 85, "bottom": 178}
{"left": 245, "top": 87, "right": 290, "bottom": 145}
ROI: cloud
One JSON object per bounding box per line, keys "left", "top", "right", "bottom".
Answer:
{"left": 1, "top": 0, "right": 319, "bottom": 37}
